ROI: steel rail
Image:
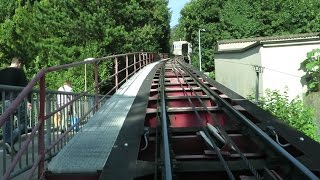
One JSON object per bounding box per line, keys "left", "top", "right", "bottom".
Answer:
{"left": 177, "top": 59, "right": 319, "bottom": 180}
{"left": 160, "top": 64, "right": 173, "bottom": 180}
{"left": 170, "top": 60, "right": 236, "bottom": 179}
{"left": 173, "top": 60, "right": 261, "bottom": 179}
{"left": 154, "top": 70, "right": 162, "bottom": 180}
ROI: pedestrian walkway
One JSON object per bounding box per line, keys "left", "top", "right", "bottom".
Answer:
{"left": 47, "top": 61, "right": 160, "bottom": 174}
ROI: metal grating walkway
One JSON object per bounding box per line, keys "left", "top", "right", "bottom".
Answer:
{"left": 48, "top": 61, "right": 160, "bottom": 173}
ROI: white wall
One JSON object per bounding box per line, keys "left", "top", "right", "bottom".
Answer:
{"left": 260, "top": 41, "right": 320, "bottom": 100}
{"left": 215, "top": 46, "right": 261, "bottom": 98}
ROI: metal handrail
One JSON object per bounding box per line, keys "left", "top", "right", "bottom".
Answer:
{"left": 0, "top": 52, "right": 160, "bottom": 179}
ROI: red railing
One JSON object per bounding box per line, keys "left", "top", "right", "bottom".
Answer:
{"left": 0, "top": 52, "right": 163, "bottom": 179}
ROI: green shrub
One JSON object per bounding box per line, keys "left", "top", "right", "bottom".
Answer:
{"left": 300, "top": 49, "right": 320, "bottom": 92}
{"left": 208, "top": 71, "right": 215, "bottom": 79}
{"left": 250, "top": 89, "right": 320, "bottom": 142}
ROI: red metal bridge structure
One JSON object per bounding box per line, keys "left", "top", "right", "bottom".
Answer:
{"left": 0, "top": 53, "right": 320, "bottom": 180}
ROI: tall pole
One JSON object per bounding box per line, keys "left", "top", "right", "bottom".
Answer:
{"left": 253, "top": 65, "right": 264, "bottom": 104}
{"left": 85, "top": 64, "right": 87, "bottom": 92}
{"left": 255, "top": 70, "right": 259, "bottom": 103}
{"left": 84, "top": 58, "right": 94, "bottom": 92}
{"left": 94, "top": 62, "right": 99, "bottom": 112}
{"left": 198, "top": 29, "right": 205, "bottom": 71}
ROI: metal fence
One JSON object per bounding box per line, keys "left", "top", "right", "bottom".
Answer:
{"left": 0, "top": 85, "right": 105, "bottom": 179}
{"left": 0, "top": 52, "right": 163, "bottom": 179}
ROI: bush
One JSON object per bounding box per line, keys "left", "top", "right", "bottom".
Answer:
{"left": 300, "top": 48, "right": 320, "bottom": 92}
{"left": 251, "top": 89, "right": 320, "bottom": 142}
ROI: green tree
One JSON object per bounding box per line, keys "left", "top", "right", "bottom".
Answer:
{"left": 0, "top": 0, "right": 170, "bottom": 92}
{"left": 176, "top": 0, "right": 320, "bottom": 72}
{"left": 178, "top": 0, "right": 224, "bottom": 71}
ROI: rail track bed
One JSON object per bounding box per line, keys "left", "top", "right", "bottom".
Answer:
{"left": 133, "top": 58, "right": 320, "bottom": 180}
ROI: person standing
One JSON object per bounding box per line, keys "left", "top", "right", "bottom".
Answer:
{"left": 57, "top": 81, "right": 73, "bottom": 132}
{"left": 0, "top": 57, "right": 32, "bottom": 154}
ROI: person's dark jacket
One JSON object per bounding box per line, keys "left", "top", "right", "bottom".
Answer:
{"left": 0, "top": 67, "right": 31, "bottom": 102}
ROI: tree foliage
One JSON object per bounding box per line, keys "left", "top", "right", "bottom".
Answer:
{"left": 301, "top": 49, "right": 320, "bottom": 92}
{"left": 173, "top": 0, "right": 320, "bottom": 72}
{"left": 0, "top": 0, "right": 170, "bottom": 92}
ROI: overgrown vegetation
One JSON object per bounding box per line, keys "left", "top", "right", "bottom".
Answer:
{"left": 301, "top": 48, "right": 320, "bottom": 92}
{"left": 252, "top": 89, "right": 320, "bottom": 142}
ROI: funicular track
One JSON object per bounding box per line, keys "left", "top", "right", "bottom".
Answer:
{"left": 137, "top": 58, "right": 320, "bottom": 180}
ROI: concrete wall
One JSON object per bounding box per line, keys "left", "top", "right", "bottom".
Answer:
{"left": 260, "top": 41, "right": 320, "bottom": 100}
{"left": 215, "top": 46, "right": 261, "bottom": 98}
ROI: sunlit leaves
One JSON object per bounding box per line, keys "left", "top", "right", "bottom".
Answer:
{"left": 0, "top": 0, "right": 170, "bottom": 92}
{"left": 256, "top": 89, "right": 320, "bottom": 142}
{"left": 301, "top": 49, "right": 320, "bottom": 92}
{"left": 176, "top": 0, "right": 320, "bottom": 72}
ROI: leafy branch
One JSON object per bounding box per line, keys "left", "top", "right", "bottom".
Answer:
{"left": 249, "top": 88, "right": 320, "bottom": 142}
{"left": 301, "top": 48, "right": 320, "bottom": 92}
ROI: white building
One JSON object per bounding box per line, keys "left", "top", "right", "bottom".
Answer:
{"left": 214, "top": 33, "right": 320, "bottom": 100}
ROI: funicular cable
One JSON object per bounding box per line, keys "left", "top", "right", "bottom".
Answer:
{"left": 175, "top": 60, "right": 263, "bottom": 179}
{"left": 176, "top": 59, "right": 319, "bottom": 180}
{"left": 170, "top": 57, "right": 236, "bottom": 180}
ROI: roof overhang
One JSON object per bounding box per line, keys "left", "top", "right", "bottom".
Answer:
{"left": 215, "top": 33, "right": 320, "bottom": 54}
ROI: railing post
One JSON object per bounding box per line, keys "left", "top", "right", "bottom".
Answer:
{"left": 151, "top": 53, "right": 153, "bottom": 63}
{"left": 139, "top": 53, "right": 142, "bottom": 70}
{"left": 45, "top": 94, "right": 51, "bottom": 158}
{"left": 145, "top": 53, "right": 147, "bottom": 66}
{"left": 133, "top": 54, "right": 136, "bottom": 73}
{"left": 94, "top": 62, "right": 99, "bottom": 112}
{"left": 38, "top": 75, "right": 46, "bottom": 179}
{"left": 143, "top": 53, "right": 145, "bottom": 68}
{"left": 115, "top": 57, "right": 118, "bottom": 90}
{"left": 146, "top": 53, "right": 148, "bottom": 65}
{"left": 126, "top": 55, "right": 128, "bottom": 81}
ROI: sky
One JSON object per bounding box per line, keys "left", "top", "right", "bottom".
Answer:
{"left": 168, "top": 0, "right": 191, "bottom": 28}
